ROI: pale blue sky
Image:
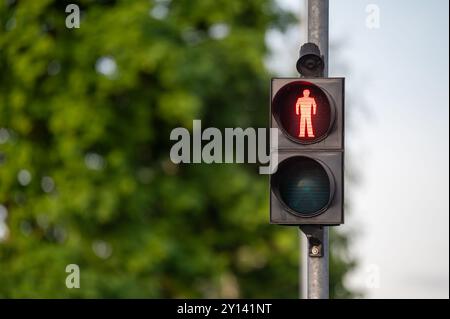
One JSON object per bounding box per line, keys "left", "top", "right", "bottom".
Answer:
{"left": 269, "top": 0, "right": 449, "bottom": 298}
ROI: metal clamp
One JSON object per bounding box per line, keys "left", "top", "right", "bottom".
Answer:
{"left": 299, "top": 225, "right": 325, "bottom": 257}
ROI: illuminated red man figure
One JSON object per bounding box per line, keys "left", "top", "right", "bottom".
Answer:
{"left": 295, "top": 89, "right": 317, "bottom": 138}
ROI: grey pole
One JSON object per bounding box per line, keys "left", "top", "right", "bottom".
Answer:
{"left": 299, "top": 0, "right": 309, "bottom": 300}
{"left": 300, "top": 229, "right": 308, "bottom": 298}
{"left": 308, "top": 0, "right": 329, "bottom": 75}
{"left": 304, "top": 227, "right": 329, "bottom": 298}
{"left": 302, "top": 0, "right": 330, "bottom": 299}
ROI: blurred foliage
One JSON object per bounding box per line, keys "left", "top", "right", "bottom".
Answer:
{"left": 0, "top": 0, "right": 356, "bottom": 298}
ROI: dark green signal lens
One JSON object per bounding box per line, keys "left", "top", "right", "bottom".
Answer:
{"left": 273, "top": 157, "right": 331, "bottom": 216}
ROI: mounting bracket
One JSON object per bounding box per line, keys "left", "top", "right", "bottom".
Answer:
{"left": 299, "top": 225, "right": 325, "bottom": 257}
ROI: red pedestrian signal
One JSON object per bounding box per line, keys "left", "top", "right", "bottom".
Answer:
{"left": 272, "top": 81, "right": 333, "bottom": 145}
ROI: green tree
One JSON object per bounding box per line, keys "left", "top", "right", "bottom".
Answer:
{"left": 0, "top": 0, "right": 356, "bottom": 298}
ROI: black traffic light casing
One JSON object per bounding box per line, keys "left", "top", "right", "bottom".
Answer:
{"left": 270, "top": 77, "right": 344, "bottom": 225}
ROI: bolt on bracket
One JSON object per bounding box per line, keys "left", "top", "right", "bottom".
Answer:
{"left": 299, "top": 225, "right": 325, "bottom": 258}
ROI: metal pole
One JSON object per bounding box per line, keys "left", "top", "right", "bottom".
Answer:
{"left": 299, "top": 0, "right": 309, "bottom": 300}
{"left": 300, "top": 229, "right": 308, "bottom": 298}
{"left": 303, "top": 0, "right": 330, "bottom": 299}
{"left": 308, "top": 0, "right": 329, "bottom": 76}
{"left": 303, "top": 226, "right": 329, "bottom": 298}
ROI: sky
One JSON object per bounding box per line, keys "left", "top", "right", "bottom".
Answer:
{"left": 268, "top": 0, "right": 449, "bottom": 298}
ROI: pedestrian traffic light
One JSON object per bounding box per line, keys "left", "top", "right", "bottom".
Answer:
{"left": 270, "top": 77, "right": 344, "bottom": 225}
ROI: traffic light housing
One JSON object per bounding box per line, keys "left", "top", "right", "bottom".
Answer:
{"left": 270, "top": 78, "right": 344, "bottom": 225}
